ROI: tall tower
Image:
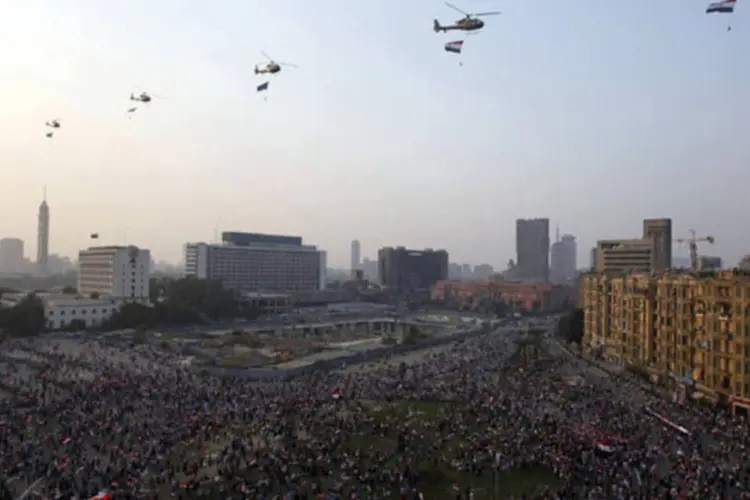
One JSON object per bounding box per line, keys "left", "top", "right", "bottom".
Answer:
{"left": 37, "top": 186, "right": 50, "bottom": 276}
{"left": 350, "top": 239, "right": 361, "bottom": 272}
{"left": 515, "top": 218, "right": 550, "bottom": 282}
{"left": 643, "top": 218, "right": 672, "bottom": 271}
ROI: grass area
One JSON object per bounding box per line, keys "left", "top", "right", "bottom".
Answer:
{"left": 181, "top": 400, "right": 561, "bottom": 499}
{"left": 347, "top": 400, "right": 561, "bottom": 499}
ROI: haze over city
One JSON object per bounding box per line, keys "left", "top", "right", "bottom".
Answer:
{"left": 1, "top": 0, "right": 748, "bottom": 267}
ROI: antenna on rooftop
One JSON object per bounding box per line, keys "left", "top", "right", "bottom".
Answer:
{"left": 555, "top": 223, "right": 560, "bottom": 243}
{"left": 214, "top": 223, "right": 219, "bottom": 243}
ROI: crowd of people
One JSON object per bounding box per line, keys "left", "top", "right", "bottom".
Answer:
{"left": 0, "top": 322, "right": 749, "bottom": 499}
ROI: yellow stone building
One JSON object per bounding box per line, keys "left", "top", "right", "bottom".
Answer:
{"left": 580, "top": 270, "right": 750, "bottom": 412}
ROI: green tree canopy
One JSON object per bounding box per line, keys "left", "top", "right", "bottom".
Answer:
{"left": 0, "top": 293, "right": 46, "bottom": 336}
{"left": 557, "top": 308, "right": 584, "bottom": 344}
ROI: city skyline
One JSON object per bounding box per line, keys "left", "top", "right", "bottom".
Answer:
{"left": 1, "top": 1, "right": 748, "bottom": 268}
{"left": 0, "top": 209, "right": 737, "bottom": 273}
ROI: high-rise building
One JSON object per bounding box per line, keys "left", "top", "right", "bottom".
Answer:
{"left": 37, "top": 189, "right": 50, "bottom": 277}
{"left": 77, "top": 245, "right": 151, "bottom": 301}
{"left": 643, "top": 218, "right": 672, "bottom": 271}
{"left": 350, "top": 240, "right": 361, "bottom": 272}
{"left": 516, "top": 218, "right": 550, "bottom": 282}
{"left": 378, "top": 247, "right": 448, "bottom": 291}
{"left": 550, "top": 225, "right": 577, "bottom": 284}
{"left": 0, "top": 238, "right": 24, "bottom": 273}
{"left": 184, "top": 231, "right": 324, "bottom": 292}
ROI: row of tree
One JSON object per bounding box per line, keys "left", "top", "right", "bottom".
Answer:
{"left": 557, "top": 308, "right": 584, "bottom": 344}
{"left": 105, "top": 277, "right": 262, "bottom": 330}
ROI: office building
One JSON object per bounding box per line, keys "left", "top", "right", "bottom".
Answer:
{"left": 0, "top": 238, "right": 24, "bottom": 273}
{"left": 643, "top": 218, "right": 672, "bottom": 271}
{"left": 78, "top": 246, "right": 151, "bottom": 301}
{"left": 37, "top": 191, "right": 49, "bottom": 277}
{"left": 550, "top": 225, "right": 577, "bottom": 284}
{"left": 184, "top": 231, "right": 323, "bottom": 292}
{"left": 350, "top": 240, "right": 361, "bottom": 272}
{"left": 516, "top": 218, "right": 550, "bottom": 282}
{"left": 580, "top": 270, "right": 750, "bottom": 412}
{"left": 595, "top": 238, "right": 654, "bottom": 274}
{"left": 378, "top": 247, "right": 448, "bottom": 291}
{"left": 590, "top": 247, "right": 597, "bottom": 271}
{"left": 699, "top": 256, "right": 722, "bottom": 270}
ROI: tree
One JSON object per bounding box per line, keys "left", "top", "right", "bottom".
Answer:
{"left": 164, "top": 277, "right": 238, "bottom": 319}
{"left": 0, "top": 294, "right": 46, "bottom": 336}
{"left": 61, "top": 286, "right": 77, "bottom": 295}
{"left": 557, "top": 308, "right": 584, "bottom": 345}
{"left": 66, "top": 319, "right": 86, "bottom": 331}
{"left": 492, "top": 300, "right": 509, "bottom": 317}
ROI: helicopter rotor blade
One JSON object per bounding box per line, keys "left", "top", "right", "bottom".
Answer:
{"left": 260, "top": 51, "right": 271, "bottom": 61}
{"left": 445, "top": 2, "right": 469, "bottom": 16}
{"left": 474, "top": 11, "right": 501, "bottom": 16}
{"left": 277, "top": 62, "right": 298, "bottom": 68}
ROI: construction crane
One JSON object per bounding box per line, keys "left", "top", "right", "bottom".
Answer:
{"left": 676, "top": 230, "right": 715, "bottom": 271}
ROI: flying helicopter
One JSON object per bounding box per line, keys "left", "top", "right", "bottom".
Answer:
{"left": 254, "top": 51, "right": 298, "bottom": 75}
{"left": 433, "top": 2, "right": 501, "bottom": 33}
{"left": 130, "top": 92, "right": 153, "bottom": 103}
{"left": 44, "top": 118, "right": 61, "bottom": 138}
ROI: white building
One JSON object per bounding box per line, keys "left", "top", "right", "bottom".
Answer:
{"left": 319, "top": 250, "right": 327, "bottom": 291}
{"left": 184, "top": 231, "right": 324, "bottom": 293}
{"left": 0, "top": 292, "right": 125, "bottom": 330}
{"left": 350, "top": 240, "right": 360, "bottom": 272}
{"left": 77, "top": 245, "right": 151, "bottom": 301}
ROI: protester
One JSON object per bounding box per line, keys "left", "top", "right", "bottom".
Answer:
{"left": 0, "top": 326, "right": 748, "bottom": 499}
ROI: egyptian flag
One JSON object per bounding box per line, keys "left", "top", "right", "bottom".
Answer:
{"left": 706, "top": 0, "right": 736, "bottom": 13}
{"left": 595, "top": 439, "right": 614, "bottom": 454}
{"left": 332, "top": 387, "right": 341, "bottom": 400}
{"left": 445, "top": 40, "right": 464, "bottom": 54}
{"left": 89, "top": 491, "right": 112, "bottom": 500}
{"left": 257, "top": 81, "right": 270, "bottom": 92}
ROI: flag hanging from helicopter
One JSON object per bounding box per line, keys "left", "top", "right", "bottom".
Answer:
{"left": 706, "top": 0, "right": 736, "bottom": 30}
{"left": 444, "top": 40, "right": 464, "bottom": 54}
{"left": 257, "top": 81, "right": 270, "bottom": 92}
{"left": 706, "top": 0, "right": 736, "bottom": 13}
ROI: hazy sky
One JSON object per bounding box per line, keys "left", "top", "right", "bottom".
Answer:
{"left": 1, "top": 0, "right": 748, "bottom": 269}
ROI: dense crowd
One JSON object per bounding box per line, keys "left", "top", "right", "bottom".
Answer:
{"left": 0, "top": 324, "right": 749, "bottom": 499}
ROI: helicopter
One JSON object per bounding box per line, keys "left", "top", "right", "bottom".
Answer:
{"left": 254, "top": 51, "right": 298, "bottom": 75}
{"left": 45, "top": 119, "right": 61, "bottom": 129}
{"left": 130, "top": 92, "right": 153, "bottom": 103}
{"left": 433, "top": 2, "right": 501, "bottom": 33}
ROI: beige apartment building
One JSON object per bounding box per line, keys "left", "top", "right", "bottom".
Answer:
{"left": 581, "top": 270, "right": 750, "bottom": 414}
